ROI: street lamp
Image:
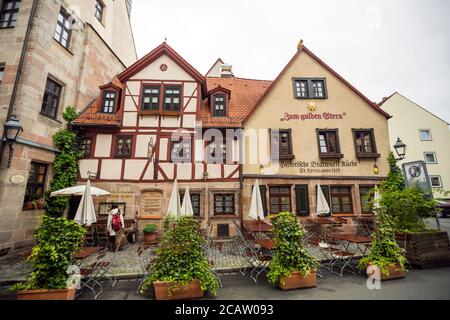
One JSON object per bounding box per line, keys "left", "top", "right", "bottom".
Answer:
{"left": 1, "top": 115, "right": 23, "bottom": 168}
{"left": 393, "top": 137, "right": 407, "bottom": 161}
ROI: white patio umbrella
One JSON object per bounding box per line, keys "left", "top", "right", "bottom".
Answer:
{"left": 167, "top": 179, "right": 182, "bottom": 217}
{"left": 50, "top": 185, "right": 111, "bottom": 197}
{"left": 74, "top": 179, "right": 97, "bottom": 226}
{"left": 316, "top": 184, "right": 331, "bottom": 217}
{"left": 180, "top": 186, "right": 194, "bottom": 217}
{"left": 248, "top": 180, "right": 265, "bottom": 220}
{"left": 373, "top": 188, "right": 382, "bottom": 213}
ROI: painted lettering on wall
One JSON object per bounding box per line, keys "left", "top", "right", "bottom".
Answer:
{"left": 280, "top": 112, "right": 347, "bottom": 122}
{"left": 280, "top": 160, "right": 359, "bottom": 174}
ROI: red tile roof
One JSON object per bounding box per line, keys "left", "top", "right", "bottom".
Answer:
{"left": 73, "top": 79, "right": 123, "bottom": 127}
{"left": 199, "top": 77, "right": 272, "bottom": 128}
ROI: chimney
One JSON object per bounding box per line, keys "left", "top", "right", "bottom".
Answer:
{"left": 220, "top": 64, "right": 234, "bottom": 78}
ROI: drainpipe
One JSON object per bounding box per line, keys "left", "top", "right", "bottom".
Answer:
{"left": 0, "top": 0, "right": 38, "bottom": 160}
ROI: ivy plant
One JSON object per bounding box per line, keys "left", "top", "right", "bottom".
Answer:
{"left": 45, "top": 106, "right": 83, "bottom": 216}
{"left": 140, "top": 216, "right": 219, "bottom": 296}
{"left": 267, "top": 212, "right": 318, "bottom": 285}
{"left": 358, "top": 204, "right": 407, "bottom": 276}
{"left": 11, "top": 216, "right": 86, "bottom": 291}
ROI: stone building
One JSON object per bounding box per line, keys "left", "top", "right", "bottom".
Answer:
{"left": 0, "top": 0, "right": 136, "bottom": 255}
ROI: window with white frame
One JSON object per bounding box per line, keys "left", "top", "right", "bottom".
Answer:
{"left": 430, "top": 176, "right": 442, "bottom": 188}
{"left": 419, "top": 129, "right": 432, "bottom": 141}
{"left": 424, "top": 152, "right": 437, "bottom": 164}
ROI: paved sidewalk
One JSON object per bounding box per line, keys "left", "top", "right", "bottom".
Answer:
{"left": 66, "top": 267, "right": 450, "bottom": 300}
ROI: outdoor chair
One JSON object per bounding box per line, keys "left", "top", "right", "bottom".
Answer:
{"left": 234, "top": 236, "right": 261, "bottom": 277}
{"left": 83, "top": 225, "right": 96, "bottom": 247}
{"left": 249, "top": 246, "right": 274, "bottom": 283}
{"left": 76, "top": 248, "right": 109, "bottom": 300}
{"left": 95, "top": 246, "right": 121, "bottom": 287}
{"left": 136, "top": 244, "right": 156, "bottom": 294}
{"left": 95, "top": 224, "right": 111, "bottom": 249}
{"left": 201, "top": 242, "right": 223, "bottom": 288}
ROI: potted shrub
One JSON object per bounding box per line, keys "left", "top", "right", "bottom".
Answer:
{"left": 358, "top": 201, "right": 407, "bottom": 281}
{"left": 267, "top": 212, "right": 318, "bottom": 290}
{"left": 143, "top": 224, "right": 158, "bottom": 244}
{"left": 140, "top": 216, "right": 219, "bottom": 300}
{"left": 11, "top": 216, "right": 86, "bottom": 300}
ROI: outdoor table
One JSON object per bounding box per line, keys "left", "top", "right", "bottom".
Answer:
{"left": 308, "top": 217, "right": 336, "bottom": 225}
{"left": 328, "top": 234, "right": 372, "bottom": 256}
{"left": 74, "top": 247, "right": 103, "bottom": 260}
{"left": 253, "top": 239, "right": 276, "bottom": 250}
{"left": 243, "top": 220, "right": 273, "bottom": 233}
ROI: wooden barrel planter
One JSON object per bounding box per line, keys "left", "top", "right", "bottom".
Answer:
{"left": 278, "top": 270, "right": 317, "bottom": 290}
{"left": 16, "top": 288, "right": 76, "bottom": 300}
{"left": 153, "top": 280, "right": 204, "bottom": 300}
{"left": 396, "top": 231, "right": 450, "bottom": 269}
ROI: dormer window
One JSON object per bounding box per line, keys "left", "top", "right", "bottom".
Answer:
{"left": 213, "top": 95, "right": 227, "bottom": 116}
{"left": 208, "top": 86, "right": 231, "bottom": 117}
{"left": 101, "top": 90, "right": 116, "bottom": 113}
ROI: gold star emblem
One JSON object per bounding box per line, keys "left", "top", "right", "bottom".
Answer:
{"left": 307, "top": 101, "right": 318, "bottom": 112}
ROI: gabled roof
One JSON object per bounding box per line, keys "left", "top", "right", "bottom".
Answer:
{"left": 379, "top": 92, "right": 450, "bottom": 125}
{"left": 205, "top": 58, "right": 225, "bottom": 77}
{"left": 117, "top": 42, "right": 206, "bottom": 84}
{"left": 243, "top": 44, "right": 391, "bottom": 123}
{"left": 208, "top": 85, "right": 232, "bottom": 98}
{"left": 200, "top": 77, "right": 272, "bottom": 128}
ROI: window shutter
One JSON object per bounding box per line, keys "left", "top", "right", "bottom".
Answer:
{"left": 295, "top": 185, "right": 309, "bottom": 216}
{"left": 259, "top": 185, "right": 268, "bottom": 216}
{"left": 317, "top": 185, "right": 332, "bottom": 216}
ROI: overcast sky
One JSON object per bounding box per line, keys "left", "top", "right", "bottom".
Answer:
{"left": 130, "top": 0, "right": 450, "bottom": 123}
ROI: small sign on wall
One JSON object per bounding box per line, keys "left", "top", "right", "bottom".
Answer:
{"left": 402, "top": 161, "right": 433, "bottom": 198}
{"left": 10, "top": 175, "right": 26, "bottom": 184}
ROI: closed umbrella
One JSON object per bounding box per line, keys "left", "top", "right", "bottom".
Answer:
{"left": 316, "top": 184, "right": 331, "bottom": 217}
{"left": 167, "top": 179, "right": 182, "bottom": 217}
{"left": 50, "top": 185, "right": 110, "bottom": 197}
{"left": 248, "top": 180, "right": 265, "bottom": 220}
{"left": 74, "top": 179, "right": 97, "bottom": 226}
{"left": 180, "top": 186, "right": 194, "bottom": 217}
{"left": 373, "top": 188, "right": 382, "bottom": 213}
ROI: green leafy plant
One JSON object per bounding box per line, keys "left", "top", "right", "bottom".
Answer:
{"left": 378, "top": 153, "right": 439, "bottom": 233}
{"left": 143, "top": 224, "right": 158, "bottom": 234}
{"left": 11, "top": 216, "right": 86, "bottom": 291}
{"left": 45, "top": 106, "right": 83, "bottom": 216}
{"left": 358, "top": 204, "right": 407, "bottom": 276}
{"left": 267, "top": 212, "right": 318, "bottom": 285}
{"left": 140, "top": 216, "right": 219, "bottom": 296}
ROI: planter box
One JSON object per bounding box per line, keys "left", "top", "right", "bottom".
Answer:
{"left": 144, "top": 233, "right": 158, "bottom": 244}
{"left": 153, "top": 280, "right": 204, "bottom": 300}
{"left": 367, "top": 263, "right": 405, "bottom": 281}
{"left": 16, "top": 288, "right": 76, "bottom": 300}
{"left": 396, "top": 231, "right": 450, "bottom": 269}
{"left": 278, "top": 270, "right": 317, "bottom": 290}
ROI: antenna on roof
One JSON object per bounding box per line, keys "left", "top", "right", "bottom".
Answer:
{"left": 164, "top": 36, "right": 167, "bottom": 44}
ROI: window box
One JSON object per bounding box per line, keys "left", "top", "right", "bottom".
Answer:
{"left": 319, "top": 153, "right": 344, "bottom": 160}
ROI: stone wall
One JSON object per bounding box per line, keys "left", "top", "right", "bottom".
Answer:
{"left": 0, "top": 0, "right": 131, "bottom": 255}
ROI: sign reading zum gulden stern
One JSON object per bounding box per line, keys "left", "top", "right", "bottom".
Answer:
{"left": 281, "top": 112, "right": 347, "bottom": 122}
